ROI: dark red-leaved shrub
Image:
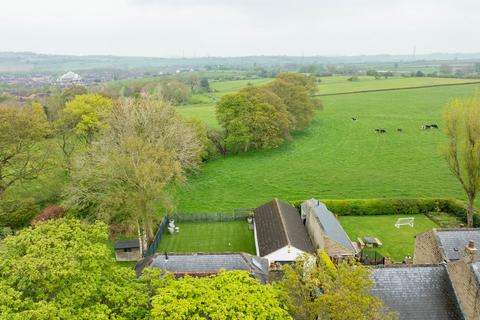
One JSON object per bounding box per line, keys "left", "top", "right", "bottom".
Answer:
{"left": 32, "top": 205, "right": 65, "bottom": 225}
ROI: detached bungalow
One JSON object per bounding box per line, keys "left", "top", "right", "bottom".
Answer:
{"left": 253, "top": 198, "right": 315, "bottom": 264}
{"left": 302, "top": 199, "right": 359, "bottom": 259}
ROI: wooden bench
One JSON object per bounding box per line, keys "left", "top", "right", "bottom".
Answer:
{"left": 374, "top": 237, "right": 383, "bottom": 247}
{"left": 357, "top": 237, "right": 365, "bottom": 249}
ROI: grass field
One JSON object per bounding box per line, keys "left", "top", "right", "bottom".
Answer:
{"left": 339, "top": 214, "right": 438, "bottom": 261}
{"left": 157, "top": 220, "right": 256, "bottom": 254}
{"left": 316, "top": 76, "right": 478, "bottom": 95}
{"left": 175, "top": 81, "right": 480, "bottom": 212}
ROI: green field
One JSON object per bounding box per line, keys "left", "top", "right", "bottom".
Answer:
{"left": 339, "top": 214, "right": 438, "bottom": 261}
{"left": 316, "top": 76, "right": 478, "bottom": 95}
{"left": 157, "top": 220, "right": 256, "bottom": 254}
{"left": 175, "top": 80, "right": 480, "bottom": 212}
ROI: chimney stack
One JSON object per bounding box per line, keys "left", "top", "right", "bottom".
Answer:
{"left": 463, "top": 240, "right": 478, "bottom": 264}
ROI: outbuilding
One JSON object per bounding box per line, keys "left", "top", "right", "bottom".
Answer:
{"left": 253, "top": 198, "right": 314, "bottom": 264}
{"left": 114, "top": 239, "right": 141, "bottom": 262}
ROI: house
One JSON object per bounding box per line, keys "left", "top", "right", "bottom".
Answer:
{"left": 414, "top": 228, "right": 480, "bottom": 264}
{"left": 371, "top": 264, "right": 464, "bottom": 320}
{"left": 302, "top": 199, "right": 358, "bottom": 259}
{"left": 114, "top": 239, "right": 141, "bottom": 262}
{"left": 139, "top": 253, "right": 269, "bottom": 283}
{"left": 447, "top": 240, "right": 480, "bottom": 320}
{"left": 253, "top": 198, "right": 314, "bottom": 264}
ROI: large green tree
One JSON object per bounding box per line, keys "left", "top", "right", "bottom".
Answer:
{"left": 62, "top": 94, "right": 113, "bottom": 144}
{"left": 216, "top": 86, "right": 293, "bottom": 153}
{"left": 150, "top": 271, "right": 291, "bottom": 320}
{"left": 444, "top": 97, "right": 480, "bottom": 227}
{"left": 64, "top": 98, "right": 202, "bottom": 253}
{"left": 0, "top": 218, "right": 150, "bottom": 319}
{"left": 267, "top": 73, "right": 320, "bottom": 130}
{"left": 0, "top": 106, "right": 50, "bottom": 197}
{"left": 277, "top": 252, "right": 398, "bottom": 320}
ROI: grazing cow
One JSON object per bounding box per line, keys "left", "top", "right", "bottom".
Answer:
{"left": 430, "top": 124, "right": 439, "bottom": 129}
{"left": 352, "top": 117, "right": 357, "bottom": 121}
{"left": 397, "top": 128, "right": 403, "bottom": 132}
{"left": 421, "top": 124, "right": 431, "bottom": 130}
{"left": 374, "top": 128, "right": 380, "bottom": 133}
{"left": 379, "top": 128, "right": 386, "bottom": 133}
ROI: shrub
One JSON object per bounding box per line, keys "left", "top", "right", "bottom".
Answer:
{"left": 31, "top": 204, "right": 65, "bottom": 225}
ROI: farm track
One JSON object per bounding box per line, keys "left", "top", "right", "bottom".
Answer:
{"left": 314, "top": 80, "right": 480, "bottom": 97}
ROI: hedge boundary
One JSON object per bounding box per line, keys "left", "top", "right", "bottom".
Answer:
{"left": 290, "top": 197, "right": 479, "bottom": 227}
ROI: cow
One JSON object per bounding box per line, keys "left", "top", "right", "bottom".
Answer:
{"left": 397, "top": 128, "right": 403, "bottom": 132}
{"left": 430, "top": 124, "right": 439, "bottom": 129}
{"left": 352, "top": 117, "right": 357, "bottom": 121}
{"left": 421, "top": 124, "right": 431, "bottom": 130}
{"left": 379, "top": 128, "right": 386, "bottom": 133}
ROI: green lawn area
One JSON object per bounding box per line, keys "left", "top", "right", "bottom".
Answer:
{"left": 175, "top": 82, "right": 480, "bottom": 212}
{"left": 157, "top": 220, "right": 256, "bottom": 254}
{"left": 339, "top": 214, "right": 438, "bottom": 261}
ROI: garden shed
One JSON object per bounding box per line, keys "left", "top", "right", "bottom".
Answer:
{"left": 114, "top": 239, "right": 141, "bottom": 261}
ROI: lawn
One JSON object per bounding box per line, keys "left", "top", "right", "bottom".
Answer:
{"left": 175, "top": 82, "right": 480, "bottom": 212}
{"left": 157, "top": 220, "right": 256, "bottom": 254}
{"left": 339, "top": 214, "right": 438, "bottom": 261}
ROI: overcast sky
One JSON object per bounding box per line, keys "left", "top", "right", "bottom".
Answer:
{"left": 0, "top": 0, "right": 478, "bottom": 57}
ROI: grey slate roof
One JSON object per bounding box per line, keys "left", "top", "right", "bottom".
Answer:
{"left": 304, "top": 199, "right": 356, "bottom": 252}
{"left": 254, "top": 198, "right": 315, "bottom": 256}
{"left": 114, "top": 239, "right": 140, "bottom": 249}
{"left": 436, "top": 229, "right": 480, "bottom": 261}
{"left": 148, "top": 253, "right": 269, "bottom": 281}
{"left": 372, "top": 265, "right": 464, "bottom": 320}
{"left": 472, "top": 262, "right": 480, "bottom": 284}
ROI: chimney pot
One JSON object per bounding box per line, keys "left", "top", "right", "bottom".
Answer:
{"left": 463, "top": 240, "right": 478, "bottom": 264}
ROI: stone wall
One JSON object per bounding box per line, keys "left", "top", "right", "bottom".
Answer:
{"left": 414, "top": 230, "right": 443, "bottom": 264}
{"left": 447, "top": 261, "right": 480, "bottom": 320}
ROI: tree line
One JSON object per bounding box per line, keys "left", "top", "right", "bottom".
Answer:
{"left": 214, "top": 73, "right": 322, "bottom": 154}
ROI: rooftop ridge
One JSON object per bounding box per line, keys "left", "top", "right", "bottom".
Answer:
{"left": 274, "top": 198, "right": 292, "bottom": 248}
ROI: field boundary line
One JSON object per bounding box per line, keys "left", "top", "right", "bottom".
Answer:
{"left": 314, "top": 81, "right": 480, "bottom": 97}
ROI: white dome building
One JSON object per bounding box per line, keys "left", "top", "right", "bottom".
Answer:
{"left": 57, "top": 71, "right": 82, "bottom": 85}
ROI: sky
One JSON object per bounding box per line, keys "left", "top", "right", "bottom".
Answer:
{"left": 0, "top": 0, "right": 478, "bottom": 57}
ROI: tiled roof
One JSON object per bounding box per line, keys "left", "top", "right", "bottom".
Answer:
{"left": 148, "top": 253, "right": 268, "bottom": 281}
{"left": 304, "top": 199, "right": 356, "bottom": 252}
{"left": 436, "top": 229, "right": 480, "bottom": 261}
{"left": 372, "top": 265, "right": 464, "bottom": 320}
{"left": 114, "top": 239, "right": 140, "bottom": 249}
{"left": 254, "top": 198, "right": 314, "bottom": 256}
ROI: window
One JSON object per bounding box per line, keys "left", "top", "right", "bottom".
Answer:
{"left": 123, "top": 248, "right": 132, "bottom": 253}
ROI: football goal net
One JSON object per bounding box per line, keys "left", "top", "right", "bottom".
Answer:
{"left": 395, "top": 217, "right": 414, "bottom": 228}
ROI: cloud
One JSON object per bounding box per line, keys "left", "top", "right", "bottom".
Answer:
{"left": 0, "top": 0, "right": 478, "bottom": 57}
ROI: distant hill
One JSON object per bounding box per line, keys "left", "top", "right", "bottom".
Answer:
{"left": 1, "top": 51, "right": 480, "bottom": 73}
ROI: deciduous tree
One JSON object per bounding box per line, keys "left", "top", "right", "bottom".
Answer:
{"left": 151, "top": 271, "right": 291, "bottom": 320}
{"left": 0, "top": 106, "right": 50, "bottom": 197}
{"left": 0, "top": 218, "right": 150, "bottom": 319}
{"left": 444, "top": 97, "right": 480, "bottom": 227}
{"left": 277, "top": 252, "right": 398, "bottom": 320}
{"left": 64, "top": 98, "right": 202, "bottom": 253}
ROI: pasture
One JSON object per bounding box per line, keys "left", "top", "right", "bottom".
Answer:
{"left": 339, "top": 214, "right": 438, "bottom": 261}
{"left": 175, "top": 81, "right": 480, "bottom": 212}
{"left": 157, "top": 220, "right": 256, "bottom": 254}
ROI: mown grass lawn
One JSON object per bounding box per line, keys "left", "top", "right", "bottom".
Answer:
{"left": 339, "top": 214, "right": 438, "bottom": 261}
{"left": 157, "top": 220, "right": 256, "bottom": 254}
{"left": 175, "top": 82, "right": 480, "bottom": 212}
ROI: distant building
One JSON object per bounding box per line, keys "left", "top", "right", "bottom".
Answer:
{"left": 56, "top": 71, "right": 82, "bottom": 86}
{"left": 253, "top": 198, "right": 314, "bottom": 264}
{"left": 138, "top": 253, "right": 269, "bottom": 283}
{"left": 302, "top": 199, "right": 359, "bottom": 260}
{"left": 114, "top": 239, "right": 141, "bottom": 262}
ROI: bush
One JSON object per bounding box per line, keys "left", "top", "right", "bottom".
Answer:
{"left": 290, "top": 198, "right": 479, "bottom": 227}
{"left": 31, "top": 204, "right": 65, "bottom": 225}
